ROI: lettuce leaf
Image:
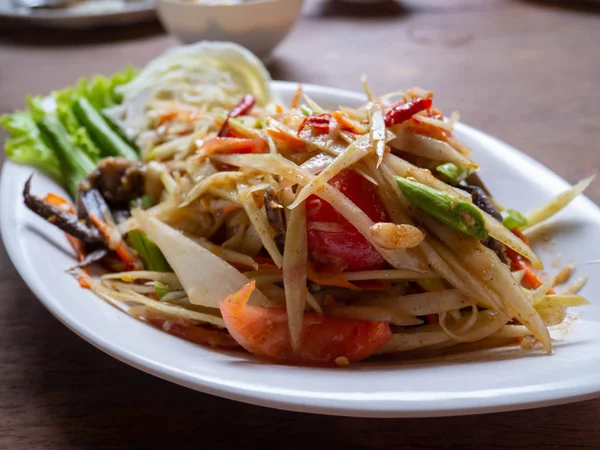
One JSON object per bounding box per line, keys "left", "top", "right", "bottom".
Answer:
{"left": 53, "top": 66, "right": 139, "bottom": 160}
{"left": 1, "top": 66, "right": 138, "bottom": 188}
{"left": 0, "top": 107, "right": 63, "bottom": 182}
{"left": 75, "top": 65, "right": 138, "bottom": 110}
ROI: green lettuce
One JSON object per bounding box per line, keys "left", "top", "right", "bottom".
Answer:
{"left": 1, "top": 107, "right": 63, "bottom": 182}
{"left": 53, "top": 65, "right": 139, "bottom": 161}
{"left": 73, "top": 65, "right": 138, "bottom": 111}
{"left": 1, "top": 66, "right": 138, "bottom": 192}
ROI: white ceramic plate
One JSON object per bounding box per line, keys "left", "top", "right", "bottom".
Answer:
{"left": 2, "top": 81, "right": 600, "bottom": 418}
{"left": 0, "top": 0, "right": 155, "bottom": 28}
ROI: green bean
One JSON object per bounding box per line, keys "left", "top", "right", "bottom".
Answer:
{"left": 73, "top": 97, "right": 138, "bottom": 160}
{"left": 502, "top": 209, "right": 527, "bottom": 230}
{"left": 435, "top": 162, "right": 475, "bottom": 184}
{"left": 300, "top": 105, "right": 313, "bottom": 116}
{"left": 38, "top": 114, "right": 96, "bottom": 197}
{"left": 396, "top": 177, "right": 488, "bottom": 240}
{"left": 128, "top": 230, "right": 171, "bottom": 272}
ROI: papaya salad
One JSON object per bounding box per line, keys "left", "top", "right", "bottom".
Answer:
{"left": 2, "top": 42, "right": 593, "bottom": 366}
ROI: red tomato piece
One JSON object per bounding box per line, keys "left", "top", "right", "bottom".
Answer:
{"left": 219, "top": 281, "right": 392, "bottom": 365}
{"left": 306, "top": 170, "right": 390, "bottom": 272}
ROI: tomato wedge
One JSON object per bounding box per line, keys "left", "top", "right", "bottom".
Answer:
{"left": 306, "top": 170, "right": 390, "bottom": 272}
{"left": 219, "top": 281, "right": 392, "bottom": 365}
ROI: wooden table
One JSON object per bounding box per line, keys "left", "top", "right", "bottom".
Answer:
{"left": 1, "top": 1, "right": 600, "bottom": 448}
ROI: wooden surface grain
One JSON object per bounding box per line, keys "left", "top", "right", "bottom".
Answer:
{"left": 1, "top": 1, "right": 600, "bottom": 448}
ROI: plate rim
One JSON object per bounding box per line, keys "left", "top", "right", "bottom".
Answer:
{"left": 2, "top": 80, "right": 600, "bottom": 418}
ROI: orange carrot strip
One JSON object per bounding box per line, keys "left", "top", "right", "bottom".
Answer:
{"left": 44, "top": 193, "right": 87, "bottom": 263}
{"left": 266, "top": 128, "right": 306, "bottom": 151}
{"left": 222, "top": 204, "right": 240, "bottom": 213}
{"left": 332, "top": 111, "right": 365, "bottom": 134}
{"left": 307, "top": 265, "right": 360, "bottom": 291}
{"left": 89, "top": 214, "right": 138, "bottom": 271}
{"left": 77, "top": 273, "right": 91, "bottom": 289}
{"left": 290, "top": 85, "right": 303, "bottom": 109}
{"left": 508, "top": 231, "right": 554, "bottom": 293}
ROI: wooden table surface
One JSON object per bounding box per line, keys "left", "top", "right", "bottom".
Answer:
{"left": 1, "top": 0, "right": 600, "bottom": 448}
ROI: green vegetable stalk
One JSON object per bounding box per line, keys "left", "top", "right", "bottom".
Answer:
{"left": 502, "top": 209, "right": 527, "bottom": 230}
{"left": 436, "top": 162, "right": 475, "bottom": 184}
{"left": 38, "top": 114, "right": 96, "bottom": 198}
{"left": 396, "top": 177, "right": 488, "bottom": 240}
{"left": 73, "top": 98, "right": 139, "bottom": 161}
{"left": 300, "top": 105, "right": 313, "bottom": 117}
{"left": 128, "top": 230, "right": 171, "bottom": 272}
{"left": 154, "top": 281, "right": 170, "bottom": 299}
{"left": 54, "top": 90, "right": 102, "bottom": 163}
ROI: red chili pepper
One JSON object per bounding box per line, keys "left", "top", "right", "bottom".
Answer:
{"left": 298, "top": 113, "right": 332, "bottom": 136}
{"left": 384, "top": 98, "right": 433, "bottom": 127}
{"left": 218, "top": 94, "right": 256, "bottom": 137}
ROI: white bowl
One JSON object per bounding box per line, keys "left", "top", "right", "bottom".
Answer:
{"left": 157, "top": 0, "right": 304, "bottom": 61}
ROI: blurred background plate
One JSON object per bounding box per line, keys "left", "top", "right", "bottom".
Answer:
{"left": 0, "top": 0, "right": 155, "bottom": 28}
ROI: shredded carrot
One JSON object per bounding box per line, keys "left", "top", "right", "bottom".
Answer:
{"left": 254, "top": 256, "right": 277, "bottom": 270}
{"left": 67, "top": 235, "right": 87, "bottom": 263}
{"left": 275, "top": 104, "right": 284, "bottom": 114}
{"left": 157, "top": 109, "right": 199, "bottom": 128}
{"left": 44, "top": 193, "right": 74, "bottom": 213}
{"left": 222, "top": 204, "right": 240, "bottom": 213}
{"left": 512, "top": 229, "right": 530, "bottom": 246}
{"left": 332, "top": 111, "right": 365, "bottom": 134}
{"left": 507, "top": 231, "right": 554, "bottom": 293}
{"left": 89, "top": 214, "right": 137, "bottom": 271}
{"left": 266, "top": 128, "right": 306, "bottom": 151}
{"left": 44, "top": 193, "right": 87, "bottom": 263}
{"left": 290, "top": 85, "right": 303, "bottom": 109}
{"left": 77, "top": 273, "right": 91, "bottom": 289}
{"left": 156, "top": 110, "right": 178, "bottom": 127}
{"left": 202, "top": 137, "right": 266, "bottom": 155}
{"left": 307, "top": 265, "right": 360, "bottom": 291}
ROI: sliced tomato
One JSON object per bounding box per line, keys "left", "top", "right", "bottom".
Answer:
{"left": 220, "top": 281, "right": 392, "bottom": 365}
{"left": 306, "top": 170, "right": 389, "bottom": 272}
